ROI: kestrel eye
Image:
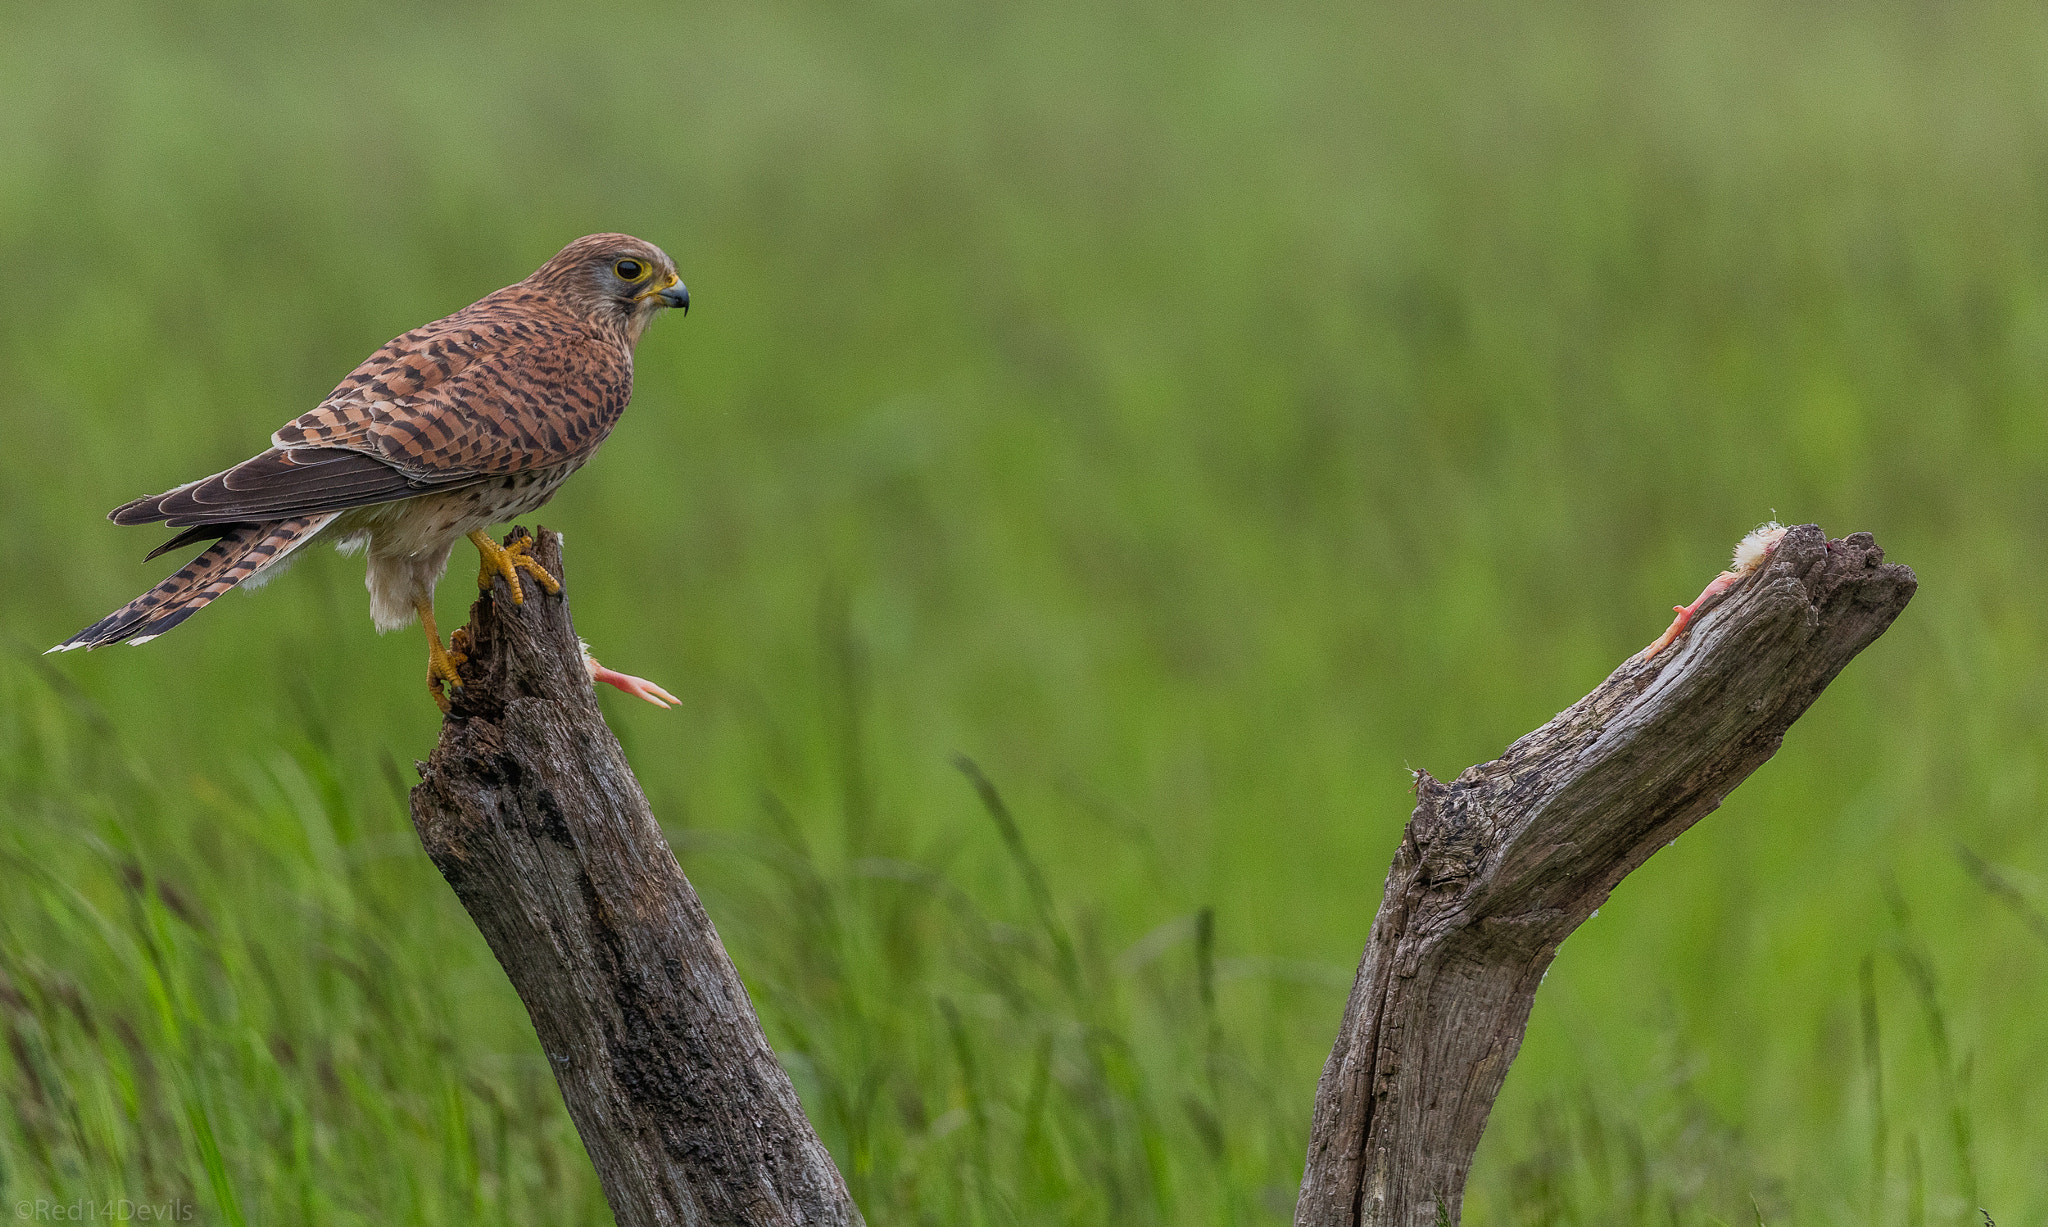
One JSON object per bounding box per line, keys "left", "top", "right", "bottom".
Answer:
{"left": 614, "top": 259, "right": 646, "bottom": 282}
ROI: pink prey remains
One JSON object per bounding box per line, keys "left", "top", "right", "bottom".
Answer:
{"left": 1639, "top": 522, "right": 1791, "bottom": 661}
{"left": 580, "top": 640, "right": 679, "bottom": 708}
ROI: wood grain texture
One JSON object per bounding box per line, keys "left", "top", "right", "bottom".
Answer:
{"left": 410, "top": 528, "right": 862, "bottom": 1227}
{"left": 1294, "top": 526, "right": 1916, "bottom": 1226}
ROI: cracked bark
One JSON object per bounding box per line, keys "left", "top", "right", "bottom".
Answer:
{"left": 1293, "top": 525, "right": 1916, "bottom": 1226}
{"left": 409, "top": 528, "right": 862, "bottom": 1227}
{"left": 400, "top": 524, "right": 1911, "bottom": 1227}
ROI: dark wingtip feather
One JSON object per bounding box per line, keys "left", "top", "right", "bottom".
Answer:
{"left": 111, "top": 494, "right": 168, "bottom": 525}
{"left": 153, "top": 447, "right": 421, "bottom": 526}
{"left": 144, "top": 524, "right": 240, "bottom": 562}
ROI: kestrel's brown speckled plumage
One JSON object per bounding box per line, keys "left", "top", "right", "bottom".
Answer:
{"left": 51, "top": 234, "right": 688, "bottom": 710}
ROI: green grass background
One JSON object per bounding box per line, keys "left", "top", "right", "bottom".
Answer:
{"left": 2, "top": 0, "right": 2045, "bottom": 1221}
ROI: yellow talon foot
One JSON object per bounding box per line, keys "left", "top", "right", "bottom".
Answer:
{"left": 428, "top": 641, "right": 466, "bottom": 712}
{"left": 418, "top": 599, "right": 466, "bottom": 714}
{"left": 469, "top": 530, "right": 562, "bottom": 606}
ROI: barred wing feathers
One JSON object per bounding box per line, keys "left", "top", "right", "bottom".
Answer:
{"left": 114, "top": 310, "right": 631, "bottom": 530}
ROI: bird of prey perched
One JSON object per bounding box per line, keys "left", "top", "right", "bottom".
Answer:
{"left": 50, "top": 233, "right": 687, "bottom": 712}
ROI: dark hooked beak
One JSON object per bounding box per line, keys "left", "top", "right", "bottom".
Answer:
{"left": 657, "top": 282, "right": 689, "bottom": 314}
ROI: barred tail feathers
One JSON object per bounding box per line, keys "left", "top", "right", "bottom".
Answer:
{"left": 49, "top": 514, "right": 336, "bottom": 651}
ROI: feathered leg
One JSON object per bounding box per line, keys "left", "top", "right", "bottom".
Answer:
{"left": 49, "top": 514, "right": 335, "bottom": 652}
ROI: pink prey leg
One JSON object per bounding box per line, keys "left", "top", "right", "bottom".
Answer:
{"left": 1640, "top": 570, "right": 1743, "bottom": 660}
{"left": 593, "top": 663, "right": 679, "bottom": 708}
{"left": 579, "top": 640, "right": 678, "bottom": 708}
{"left": 1639, "top": 523, "right": 1792, "bottom": 661}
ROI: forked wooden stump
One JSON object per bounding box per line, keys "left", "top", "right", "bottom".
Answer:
{"left": 403, "top": 524, "right": 1911, "bottom": 1227}
{"left": 410, "top": 527, "right": 862, "bottom": 1227}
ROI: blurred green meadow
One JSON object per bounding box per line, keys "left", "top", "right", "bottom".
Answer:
{"left": 3, "top": 0, "right": 2047, "bottom": 1220}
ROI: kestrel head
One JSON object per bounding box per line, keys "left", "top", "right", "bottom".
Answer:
{"left": 529, "top": 233, "right": 688, "bottom": 345}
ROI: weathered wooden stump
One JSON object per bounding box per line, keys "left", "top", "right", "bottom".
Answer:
{"left": 1294, "top": 526, "right": 1915, "bottom": 1225}
{"left": 401, "top": 523, "right": 1911, "bottom": 1227}
{"left": 409, "top": 527, "right": 862, "bottom": 1227}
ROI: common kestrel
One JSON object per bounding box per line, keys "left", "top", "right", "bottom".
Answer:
{"left": 51, "top": 233, "right": 687, "bottom": 711}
